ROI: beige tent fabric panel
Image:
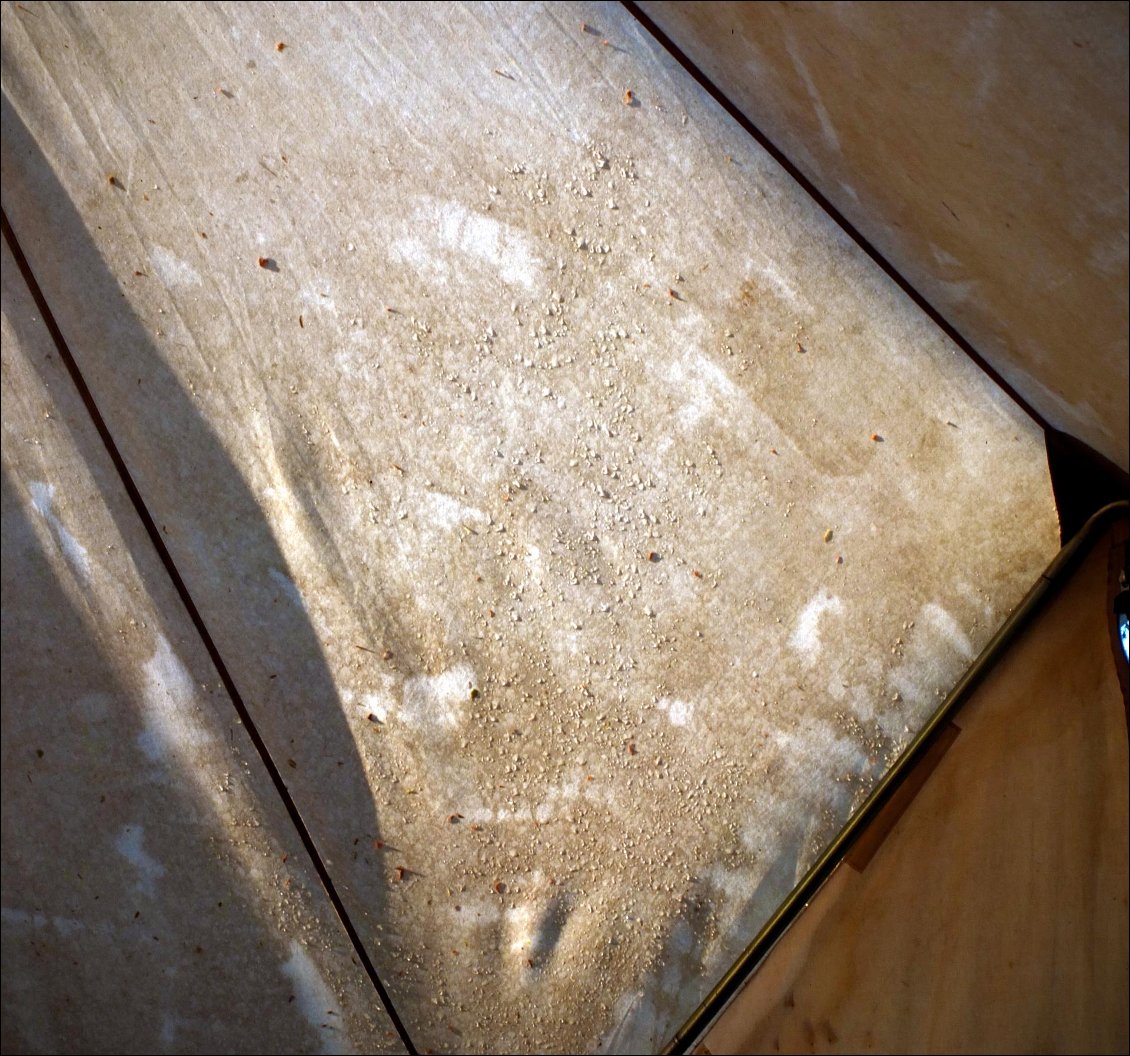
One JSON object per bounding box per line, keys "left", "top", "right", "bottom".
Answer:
{"left": 2, "top": 2, "right": 1058, "bottom": 1052}
{"left": 702, "top": 522, "right": 1129, "bottom": 1055}
{"left": 1, "top": 239, "right": 406, "bottom": 1054}
{"left": 637, "top": 1, "right": 1130, "bottom": 471}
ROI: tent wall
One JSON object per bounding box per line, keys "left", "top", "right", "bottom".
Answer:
{"left": 637, "top": 1, "right": 1130, "bottom": 472}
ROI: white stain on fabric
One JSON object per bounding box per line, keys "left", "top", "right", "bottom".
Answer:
{"left": 159, "top": 1015, "right": 178, "bottom": 1047}
{"left": 450, "top": 898, "right": 502, "bottom": 926}
{"left": 269, "top": 567, "right": 308, "bottom": 611}
{"left": 525, "top": 543, "right": 544, "bottom": 583}
{"left": 887, "top": 667, "right": 930, "bottom": 714}
{"left": 438, "top": 201, "right": 538, "bottom": 287}
{"left": 51, "top": 916, "right": 84, "bottom": 939}
{"left": 421, "top": 490, "right": 488, "bottom": 532}
{"left": 935, "top": 276, "right": 980, "bottom": 307}
{"left": 752, "top": 254, "right": 803, "bottom": 308}
{"left": 506, "top": 905, "right": 535, "bottom": 953}
{"left": 923, "top": 602, "right": 975, "bottom": 660}
{"left": 298, "top": 285, "right": 337, "bottom": 313}
{"left": 400, "top": 663, "right": 476, "bottom": 729}
{"left": 930, "top": 243, "right": 964, "bottom": 269}
{"left": 139, "top": 634, "right": 210, "bottom": 762}
{"left": 668, "top": 351, "right": 740, "bottom": 431}
{"left": 657, "top": 697, "right": 694, "bottom": 727}
{"left": 29, "top": 482, "right": 91, "bottom": 584}
{"left": 607, "top": 903, "right": 742, "bottom": 1051}
{"left": 392, "top": 199, "right": 540, "bottom": 289}
{"left": 459, "top": 771, "right": 618, "bottom": 826}
{"left": 785, "top": 33, "right": 841, "bottom": 152}
{"left": 602, "top": 988, "right": 656, "bottom": 1054}
{"left": 1, "top": 907, "right": 48, "bottom": 930}
{"left": 790, "top": 592, "right": 845, "bottom": 659}
{"left": 958, "top": 6, "right": 1001, "bottom": 107}
{"left": 280, "top": 940, "right": 351, "bottom": 1056}
{"left": 359, "top": 674, "right": 397, "bottom": 723}
{"left": 705, "top": 862, "right": 757, "bottom": 903}
{"left": 149, "top": 244, "right": 203, "bottom": 288}
{"left": 114, "top": 825, "right": 165, "bottom": 898}
{"left": 1089, "top": 232, "right": 1129, "bottom": 277}
{"left": 78, "top": 691, "right": 113, "bottom": 721}
{"left": 534, "top": 800, "right": 554, "bottom": 824}
{"left": 1, "top": 909, "right": 118, "bottom": 944}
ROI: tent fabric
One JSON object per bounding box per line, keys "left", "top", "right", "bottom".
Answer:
{"left": 1, "top": 3, "right": 1059, "bottom": 1052}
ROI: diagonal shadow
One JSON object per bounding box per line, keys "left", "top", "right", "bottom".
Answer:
{"left": 0, "top": 466, "right": 373, "bottom": 1053}
{"left": 1, "top": 93, "right": 417, "bottom": 1052}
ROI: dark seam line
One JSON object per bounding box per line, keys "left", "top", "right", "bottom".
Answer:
{"left": 620, "top": 0, "right": 1048, "bottom": 432}
{"left": 1, "top": 208, "right": 418, "bottom": 1056}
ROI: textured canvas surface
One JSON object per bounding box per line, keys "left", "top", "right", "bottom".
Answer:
{"left": 1, "top": 3, "right": 1058, "bottom": 1052}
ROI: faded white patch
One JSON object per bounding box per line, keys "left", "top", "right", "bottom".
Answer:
{"left": 149, "top": 244, "right": 202, "bottom": 289}
{"left": 159, "top": 1015, "right": 178, "bottom": 1047}
{"left": 114, "top": 825, "right": 165, "bottom": 898}
{"left": 392, "top": 199, "right": 540, "bottom": 289}
{"left": 269, "top": 567, "right": 308, "bottom": 611}
{"left": 884, "top": 602, "right": 980, "bottom": 727}
{"left": 752, "top": 254, "right": 803, "bottom": 308}
{"left": 995, "top": 362, "right": 1107, "bottom": 453}
{"left": 668, "top": 352, "right": 740, "bottom": 431}
{"left": 525, "top": 543, "right": 544, "bottom": 581}
{"left": 78, "top": 691, "right": 114, "bottom": 721}
{"left": 657, "top": 697, "right": 694, "bottom": 727}
{"left": 298, "top": 285, "right": 337, "bottom": 313}
{"left": 935, "top": 276, "right": 980, "bottom": 306}
{"left": 461, "top": 773, "right": 611, "bottom": 825}
{"left": 601, "top": 920, "right": 692, "bottom": 1055}
{"left": 1, "top": 908, "right": 113, "bottom": 941}
{"left": 257, "top": 484, "right": 335, "bottom": 638}
{"left": 930, "top": 243, "right": 964, "bottom": 269}
{"left": 466, "top": 799, "right": 570, "bottom": 824}
{"left": 923, "top": 602, "right": 975, "bottom": 660}
{"left": 705, "top": 862, "right": 757, "bottom": 903}
{"left": 693, "top": 355, "right": 740, "bottom": 401}
{"left": 506, "top": 905, "right": 534, "bottom": 953}
{"left": 400, "top": 663, "right": 476, "bottom": 729}
{"left": 958, "top": 7, "right": 1002, "bottom": 107}
{"left": 438, "top": 202, "right": 538, "bottom": 288}
{"left": 420, "top": 490, "right": 488, "bottom": 532}
{"left": 139, "top": 634, "right": 211, "bottom": 762}
{"left": 29, "top": 482, "right": 91, "bottom": 584}
{"left": 359, "top": 674, "right": 397, "bottom": 723}
{"left": 51, "top": 916, "right": 84, "bottom": 939}
{"left": 1089, "top": 231, "right": 1129, "bottom": 277}
{"left": 824, "top": 670, "right": 849, "bottom": 701}
{"left": 769, "top": 720, "right": 863, "bottom": 782}
{"left": 603, "top": 988, "right": 654, "bottom": 1054}
{"left": 534, "top": 801, "right": 554, "bottom": 824}
{"left": 462, "top": 804, "right": 497, "bottom": 824}
{"left": 1, "top": 907, "right": 47, "bottom": 929}
{"left": 887, "top": 667, "right": 931, "bottom": 714}
{"left": 451, "top": 898, "right": 503, "bottom": 925}
{"left": 280, "top": 940, "right": 351, "bottom": 1056}
{"left": 785, "top": 33, "right": 841, "bottom": 152}
{"left": 789, "top": 593, "right": 845, "bottom": 659}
